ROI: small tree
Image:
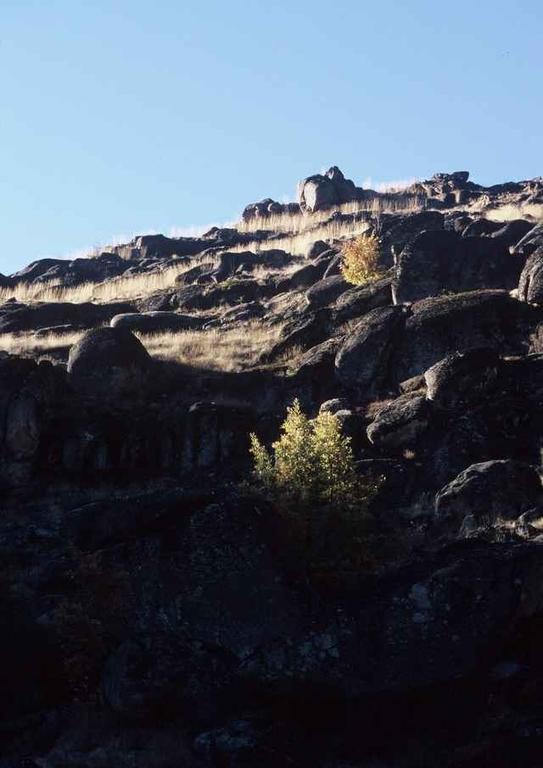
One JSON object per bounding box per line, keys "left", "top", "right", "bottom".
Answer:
{"left": 341, "top": 232, "right": 383, "bottom": 286}
{"left": 250, "top": 399, "right": 376, "bottom": 509}
{"left": 250, "top": 400, "right": 382, "bottom": 579}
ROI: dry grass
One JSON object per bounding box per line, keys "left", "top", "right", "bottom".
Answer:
{"left": 0, "top": 322, "right": 283, "bottom": 373}
{"left": 138, "top": 323, "right": 282, "bottom": 371}
{"left": 483, "top": 202, "right": 543, "bottom": 223}
{"left": 0, "top": 329, "right": 82, "bottom": 358}
{"left": 230, "top": 218, "right": 373, "bottom": 258}
{"left": 236, "top": 196, "right": 425, "bottom": 236}
{"left": 0, "top": 259, "right": 203, "bottom": 305}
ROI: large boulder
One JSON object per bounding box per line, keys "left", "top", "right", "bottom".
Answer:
{"left": 518, "top": 246, "right": 543, "bottom": 304}
{"left": 366, "top": 394, "right": 432, "bottom": 450}
{"left": 0, "top": 300, "right": 135, "bottom": 333}
{"left": 335, "top": 306, "right": 406, "bottom": 395}
{"left": 67, "top": 327, "right": 152, "bottom": 399}
{"left": 334, "top": 276, "right": 393, "bottom": 322}
{"left": 510, "top": 222, "right": 543, "bottom": 258}
{"left": 305, "top": 274, "right": 348, "bottom": 308}
{"left": 110, "top": 311, "right": 204, "bottom": 333}
{"left": 297, "top": 166, "right": 362, "bottom": 212}
{"left": 395, "top": 290, "right": 538, "bottom": 382}
{"left": 435, "top": 460, "right": 542, "bottom": 532}
{"left": 424, "top": 348, "right": 501, "bottom": 410}
{"left": 393, "top": 229, "right": 526, "bottom": 304}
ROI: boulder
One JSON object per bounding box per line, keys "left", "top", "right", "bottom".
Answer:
{"left": 305, "top": 274, "right": 348, "bottom": 308}
{"left": 510, "top": 222, "right": 543, "bottom": 258}
{"left": 424, "top": 348, "right": 501, "bottom": 409}
{"left": 518, "top": 247, "right": 543, "bottom": 304}
{"left": 366, "top": 395, "right": 432, "bottom": 450}
{"left": 260, "top": 310, "right": 331, "bottom": 363}
{"left": 110, "top": 311, "right": 204, "bottom": 333}
{"left": 393, "top": 229, "right": 526, "bottom": 304}
{"left": 0, "top": 300, "right": 135, "bottom": 333}
{"left": 335, "top": 305, "right": 406, "bottom": 395}
{"left": 334, "top": 276, "right": 393, "bottom": 322}
{"left": 395, "top": 290, "right": 538, "bottom": 382}
{"left": 435, "top": 460, "right": 542, "bottom": 531}
{"left": 67, "top": 327, "right": 152, "bottom": 399}
{"left": 298, "top": 166, "right": 362, "bottom": 212}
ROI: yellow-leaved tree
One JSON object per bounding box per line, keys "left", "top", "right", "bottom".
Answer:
{"left": 341, "top": 232, "right": 383, "bottom": 286}
{"left": 250, "top": 400, "right": 382, "bottom": 578}
{"left": 250, "top": 399, "right": 377, "bottom": 509}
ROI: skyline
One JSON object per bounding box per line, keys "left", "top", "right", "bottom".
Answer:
{"left": 1, "top": 0, "right": 541, "bottom": 273}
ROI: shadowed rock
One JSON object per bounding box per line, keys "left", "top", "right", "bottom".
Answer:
{"left": 67, "top": 327, "right": 152, "bottom": 399}
{"left": 435, "top": 460, "right": 542, "bottom": 532}
{"left": 367, "top": 394, "right": 432, "bottom": 450}
{"left": 518, "top": 247, "right": 543, "bottom": 304}
{"left": 335, "top": 305, "right": 406, "bottom": 394}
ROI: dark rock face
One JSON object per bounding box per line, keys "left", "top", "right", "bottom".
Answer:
{"left": 67, "top": 327, "right": 152, "bottom": 399}
{"left": 435, "top": 460, "right": 542, "bottom": 532}
{"left": 518, "top": 246, "right": 543, "bottom": 304}
{"left": 305, "top": 274, "right": 348, "bottom": 308}
{"left": 335, "top": 305, "right": 406, "bottom": 394}
{"left": 5, "top": 168, "right": 543, "bottom": 767}
{"left": 393, "top": 228, "right": 527, "bottom": 304}
{"left": 395, "top": 290, "right": 538, "bottom": 382}
{"left": 0, "top": 300, "right": 135, "bottom": 333}
{"left": 367, "top": 394, "right": 432, "bottom": 450}
{"left": 424, "top": 348, "right": 501, "bottom": 409}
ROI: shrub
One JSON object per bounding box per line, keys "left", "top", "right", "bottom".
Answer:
{"left": 340, "top": 232, "right": 383, "bottom": 285}
{"left": 250, "top": 399, "right": 377, "bottom": 509}
{"left": 250, "top": 400, "right": 382, "bottom": 579}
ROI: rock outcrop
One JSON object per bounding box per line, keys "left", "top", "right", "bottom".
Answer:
{"left": 3, "top": 166, "right": 543, "bottom": 767}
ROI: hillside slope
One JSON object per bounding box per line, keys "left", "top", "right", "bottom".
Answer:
{"left": 2, "top": 167, "right": 543, "bottom": 767}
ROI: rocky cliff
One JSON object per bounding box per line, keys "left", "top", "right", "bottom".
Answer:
{"left": 2, "top": 167, "right": 543, "bottom": 767}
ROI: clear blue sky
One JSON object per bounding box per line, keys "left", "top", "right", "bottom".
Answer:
{"left": 1, "top": 0, "right": 541, "bottom": 273}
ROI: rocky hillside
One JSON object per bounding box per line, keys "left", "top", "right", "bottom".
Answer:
{"left": 2, "top": 167, "right": 543, "bottom": 767}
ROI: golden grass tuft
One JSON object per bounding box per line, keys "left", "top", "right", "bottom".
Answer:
{"left": 340, "top": 233, "right": 384, "bottom": 286}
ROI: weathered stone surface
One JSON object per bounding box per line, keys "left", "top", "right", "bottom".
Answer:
{"left": 395, "top": 290, "right": 538, "bottom": 382}
{"left": 335, "top": 306, "right": 406, "bottom": 394}
{"left": 305, "top": 274, "right": 348, "bottom": 308}
{"left": 367, "top": 394, "right": 432, "bottom": 449}
{"left": 518, "top": 246, "right": 543, "bottom": 304}
{"left": 110, "top": 311, "right": 204, "bottom": 332}
{"left": 424, "top": 348, "right": 501, "bottom": 409}
{"left": 0, "top": 300, "right": 135, "bottom": 333}
{"left": 67, "top": 327, "right": 152, "bottom": 398}
{"left": 435, "top": 460, "right": 542, "bottom": 529}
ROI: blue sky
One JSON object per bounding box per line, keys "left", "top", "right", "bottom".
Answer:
{"left": 1, "top": 0, "right": 541, "bottom": 273}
